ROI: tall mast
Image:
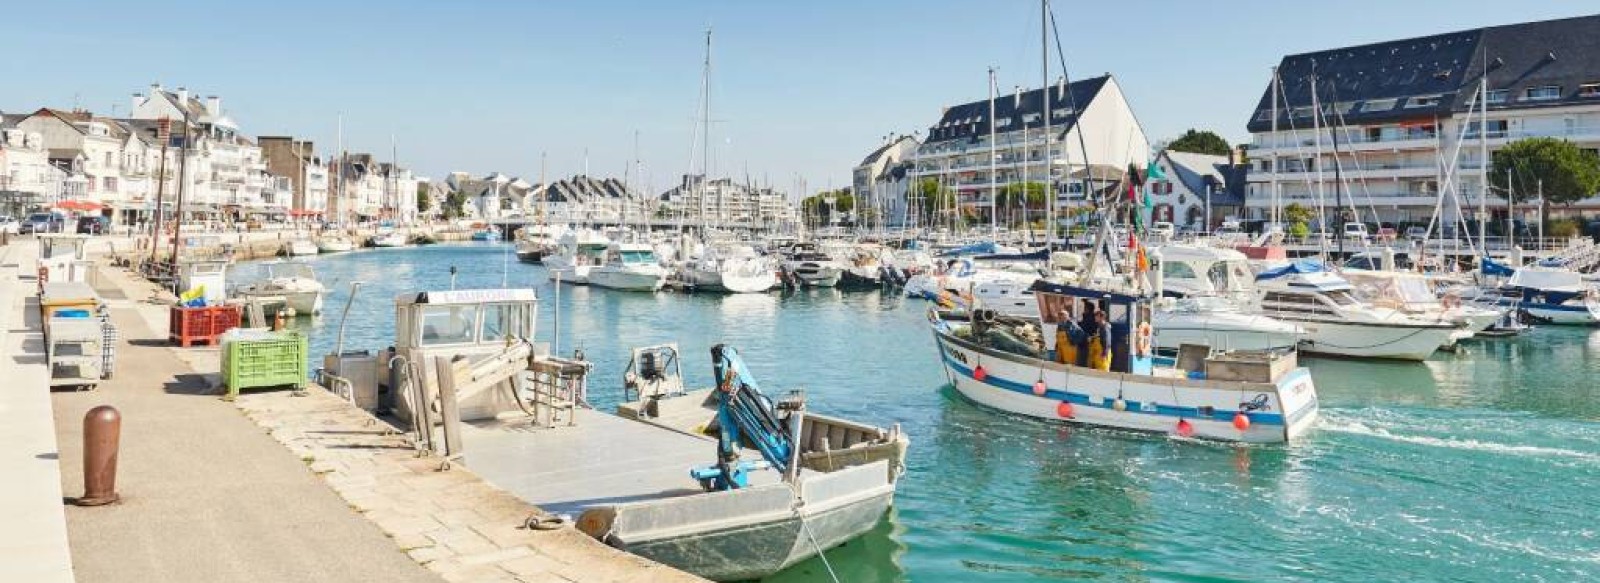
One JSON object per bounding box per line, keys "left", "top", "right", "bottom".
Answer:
{"left": 1309, "top": 70, "right": 1327, "bottom": 242}
{"left": 1269, "top": 67, "right": 1280, "bottom": 229}
{"left": 988, "top": 67, "right": 999, "bottom": 239}
{"left": 334, "top": 114, "right": 343, "bottom": 224}
{"left": 703, "top": 28, "right": 715, "bottom": 231}
{"left": 1041, "top": 0, "right": 1054, "bottom": 246}
{"left": 1478, "top": 75, "right": 1489, "bottom": 254}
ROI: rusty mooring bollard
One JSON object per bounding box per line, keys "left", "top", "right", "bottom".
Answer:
{"left": 77, "top": 405, "right": 121, "bottom": 506}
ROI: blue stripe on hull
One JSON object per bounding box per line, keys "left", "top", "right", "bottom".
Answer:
{"left": 937, "top": 348, "right": 1288, "bottom": 426}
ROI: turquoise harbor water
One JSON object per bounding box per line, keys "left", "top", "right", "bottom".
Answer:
{"left": 238, "top": 244, "right": 1600, "bottom": 582}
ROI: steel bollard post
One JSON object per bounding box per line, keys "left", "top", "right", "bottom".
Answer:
{"left": 77, "top": 405, "right": 121, "bottom": 506}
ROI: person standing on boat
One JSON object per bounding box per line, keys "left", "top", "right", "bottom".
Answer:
{"left": 1076, "top": 301, "right": 1099, "bottom": 367}
{"left": 1056, "top": 306, "right": 1086, "bottom": 365}
{"left": 1089, "top": 310, "right": 1113, "bottom": 371}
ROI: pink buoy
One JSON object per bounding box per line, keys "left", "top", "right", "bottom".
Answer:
{"left": 1056, "top": 402, "right": 1074, "bottom": 418}
{"left": 1176, "top": 419, "right": 1195, "bottom": 437}
{"left": 1032, "top": 380, "right": 1047, "bottom": 396}
{"left": 1233, "top": 412, "right": 1251, "bottom": 431}
{"left": 972, "top": 365, "right": 987, "bottom": 381}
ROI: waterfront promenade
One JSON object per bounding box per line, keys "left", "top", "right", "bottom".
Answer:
{"left": 0, "top": 235, "right": 702, "bottom": 582}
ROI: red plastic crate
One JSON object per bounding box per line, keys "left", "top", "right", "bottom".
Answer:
{"left": 169, "top": 305, "right": 242, "bottom": 347}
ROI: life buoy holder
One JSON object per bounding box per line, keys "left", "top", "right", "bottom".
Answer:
{"left": 1135, "top": 321, "right": 1154, "bottom": 357}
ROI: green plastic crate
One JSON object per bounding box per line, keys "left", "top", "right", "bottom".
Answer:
{"left": 221, "top": 330, "right": 307, "bottom": 400}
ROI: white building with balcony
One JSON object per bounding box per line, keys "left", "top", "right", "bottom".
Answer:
{"left": 0, "top": 114, "right": 60, "bottom": 210}
{"left": 657, "top": 174, "right": 797, "bottom": 230}
{"left": 130, "top": 83, "right": 279, "bottom": 219}
{"left": 1244, "top": 14, "right": 1600, "bottom": 228}
{"left": 909, "top": 74, "right": 1149, "bottom": 224}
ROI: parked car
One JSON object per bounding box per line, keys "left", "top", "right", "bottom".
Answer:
{"left": 1342, "top": 222, "right": 1370, "bottom": 242}
{"left": 0, "top": 216, "right": 19, "bottom": 235}
{"left": 21, "top": 212, "right": 61, "bottom": 234}
{"left": 76, "top": 215, "right": 109, "bottom": 235}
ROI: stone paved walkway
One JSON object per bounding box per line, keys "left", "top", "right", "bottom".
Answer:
{"left": 233, "top": 388, "right": 705, "bottom": 583}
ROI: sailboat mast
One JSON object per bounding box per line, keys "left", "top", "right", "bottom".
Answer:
{"left": 988, "top": 67, "right": 998, "bottom": 239}
{"left": 1270, "top": 67, "right": 1280, "bottom": 230}
{"left": 1041, "top": 0, "right": 1054, "bottom": 246}
{"left": 703, "top": 28, "right": 715, "bottom": 232}
{"left": 1478, "top": 76, "right": 1489, "bottom": 254}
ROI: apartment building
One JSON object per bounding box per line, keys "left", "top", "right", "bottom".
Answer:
{"left": 1244, "top": 14, "right": 1600, "bottom": 227}
{"left": 909, "top": 74, "right": 1150, "bottom": 223}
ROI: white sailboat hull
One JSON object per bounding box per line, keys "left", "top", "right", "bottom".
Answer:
{"left": 317, "top": 239, "right": 355, "bottom": 253}
{"left": 286, "top": 241, "right": 319, "bottom": 256}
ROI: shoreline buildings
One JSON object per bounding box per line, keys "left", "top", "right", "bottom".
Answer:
{"left": 1244, "top": 14, "right": 1600, "bottom": 227}
{"left": 908, "top": 74, "right": 1150, "bottom": 226}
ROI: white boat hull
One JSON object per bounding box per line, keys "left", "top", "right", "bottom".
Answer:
{"left": 1283, "top": 318, "right": 1457, "bottom": 360}
{"left": 686, "top": 265, "right": 776, "bottom": 293}
{"left": 238, "top": 289, "right": 323, "bottom": 315}
{"left": 933, "top": 329, "right": 1319, "bottom": 443}
{"left": 588, "top": 267, "right": 666, "bottom": 292}
{"left": 286, "top": 241, "right": 319, "bottom": 256}
{"left": 317, "top": 239, "right": 355, "bottom": 253}
{"left": 371, "top": 234, "right": 408, "bottom": 247}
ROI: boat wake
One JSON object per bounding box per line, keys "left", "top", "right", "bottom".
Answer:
{"left": 1317, "top": 414, "right": 1600, "bottom": 463}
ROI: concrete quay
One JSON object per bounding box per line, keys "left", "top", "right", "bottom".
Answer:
{"left": 0, "top": 236, "right": 705, "bottom": 582}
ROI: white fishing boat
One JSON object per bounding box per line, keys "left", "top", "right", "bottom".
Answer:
{"left": 370, "top": 230, "right": 408, "bottom": 248}
{"left": 284, "top": 238, "right": 319, "bottom": 256}
{"left": 1254, "top": 261, "right": 1459, "bottom": 360}
{"left": 235, "top": 261, "right": 325, "bottom": 314}
{"left": 587, "top": 242, "right": 667, "bottom": 292}
{"left": 930, "top": 281, "right": 1320, "bottom": 443}
{"left": 684, "top": 244, "right": 775, "bottom": 293}
{"left": 543, "top": 230, "right": 611, "bottom": 284}
{"left": 317, "top": 236, "right": 356, "bottom": 253}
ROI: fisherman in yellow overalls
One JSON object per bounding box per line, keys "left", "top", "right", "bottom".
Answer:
{"left": 1055, "top": 308, "right": 1083, "bottom": 365}
{"left": 1088, "top": 310, "right": 1113, "bottom": 371}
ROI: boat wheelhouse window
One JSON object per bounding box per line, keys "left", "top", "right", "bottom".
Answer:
{"left": 1262, "top": 291, "right": 1334, "bottom": 315}
{"left": 1324, "top": 290, "right": 1359, "bottom": 306}
{"left": 620, "top": 250, "right": 655, "bottom": 263}
{"left": 1161, "top": 261, "right": 1198, "bottom": 280}
{"left": 479, "top": 303, "right": 527, "bottom": 342}
{"left": 420, "top": 305, "right": 478, "bottom": 345}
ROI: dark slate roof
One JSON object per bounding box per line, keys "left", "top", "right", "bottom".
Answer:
{"left": 543, "top": 175, "right": 638, "bottom": 203}
{"left": 1248, "top": 14, "right": 1600, "bottom": 132}
{"left": 924, "top": 75, "right": 1110, "bottom": 144}
{"left": 857, "top": 135, "right": 915, "bottom": 166}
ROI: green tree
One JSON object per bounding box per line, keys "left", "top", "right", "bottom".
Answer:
{"left": 1491, "top": 137, "right": 1600, "bottom": 233}
{"left": 1166, "top": 129, "right": 1232, "bottom": 157}
{"left": 1284, "top": 202, "right": 1314, "bottom": 239}
{"left": 416, "top": 183, "right": 432, "bottom": 214}
{"left": 443, "top": 191, "right": 469, "bottom": 219}
{"left": 907, "top": 178, "right": 956, "bottom": 224}
{"left": 801, "top": 189, "right": 853, "bottom": 225}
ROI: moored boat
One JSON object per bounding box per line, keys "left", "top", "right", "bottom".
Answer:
{"left": 316, "top": 236, "right": 356, "bottom": 253}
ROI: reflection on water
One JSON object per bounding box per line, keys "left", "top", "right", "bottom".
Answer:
{"left": 251, "top": 245, "right": 1600, "bottom": 583}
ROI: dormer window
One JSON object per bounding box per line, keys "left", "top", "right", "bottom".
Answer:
{"left": 1405, "top": 95, "right": 1441, "bottom": 108}
{"left": 1485, "top": 89, "right": 1508, "bottom": 104}
{"left": 1361, "top": 98, "right": 1398, "bottom": 112}
{"left": 1525, "top": 85, "right": 1561, "bottom": 101}
{"left": 1579, "top": 83, "right": 1600, "bottom": 98}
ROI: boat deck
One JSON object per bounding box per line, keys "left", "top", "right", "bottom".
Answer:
{"left": 458, "top": 408, "right": 780, "bottom": 517}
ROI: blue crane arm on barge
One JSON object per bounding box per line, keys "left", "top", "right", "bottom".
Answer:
{"left": 690, "top": 344, "right": 805, "bottom": 491}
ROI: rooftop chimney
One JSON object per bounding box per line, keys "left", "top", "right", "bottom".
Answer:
{"left": 131, "top": 93, "right": 143, "bottom": 111}
{"left": 206, "top": 95, "right": 220, "bottom": 115}
{"left": 177, "top": 87, "right": 189, "bottom": 104}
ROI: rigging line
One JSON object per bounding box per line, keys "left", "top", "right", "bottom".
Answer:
{"left": 1048, "top": 7, "right": 1095, "bottom": 218}
{"left": 1270, "top": 69, "right": 1333, "bottom": 236}
{"left": 1321, "top": 82, "right": 1384, "bottom": 227}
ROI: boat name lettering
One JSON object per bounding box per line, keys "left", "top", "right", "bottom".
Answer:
{"left": 424, "top": 289, "right": 538, "bottom": 304}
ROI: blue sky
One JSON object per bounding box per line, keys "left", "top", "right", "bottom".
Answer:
{"left": 2, "top": 1, "right": 1594, "bottom": 198}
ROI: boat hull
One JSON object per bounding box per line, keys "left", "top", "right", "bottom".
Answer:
{"left": 687, "top": 268, "right": 776, "bottom": 293}
{"left": 1283, "top": 318, "right": 1458, "bottom": 360}
{"left": 588, "top": 268, "right": 666, "bottom": 292}
{"left": 1522, "top": 302, "right": 1600, "bottom": 325}
{"left": 317, "top": 240, "right": 355, "bottom": 253}
{"left": 238, "top": 289, "right": 323, "bottom": 315}
{"left": 933, "top": 328, "right": 1319, "bottom": 443}
{"left": 286, "top": 242, "right": 319, "bottom": 256}
{"left": 579, "top": 461, "right": 894, "bottom": 582}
